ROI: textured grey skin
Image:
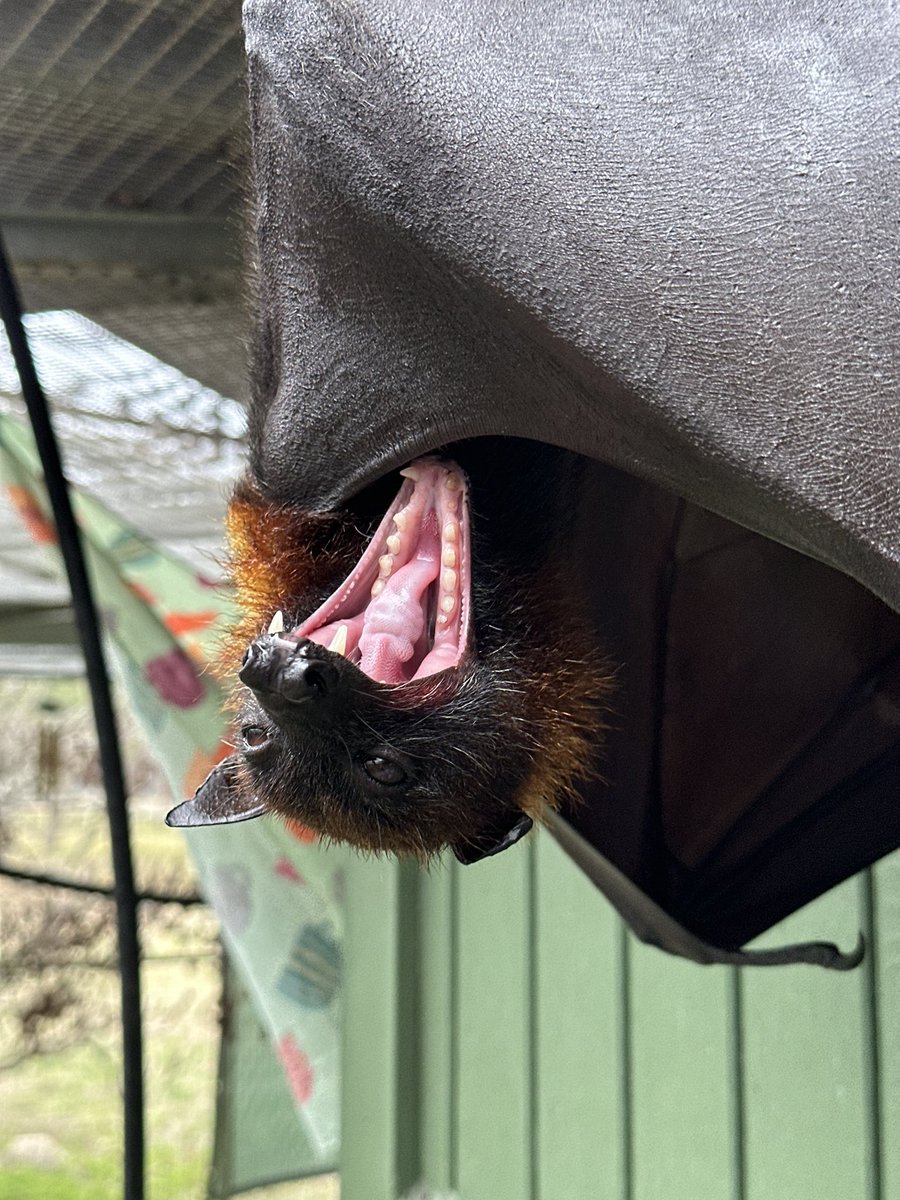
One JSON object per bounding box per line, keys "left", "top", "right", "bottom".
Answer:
{"left": 244, "top": 0, "right": 900, "bottom": 612}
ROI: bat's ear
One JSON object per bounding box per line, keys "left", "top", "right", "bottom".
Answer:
{"left": 452, "top": 812, "right": 533, "bottom": 865}
{"left": 165, "top": 756, "right": 267, "bottom": 827}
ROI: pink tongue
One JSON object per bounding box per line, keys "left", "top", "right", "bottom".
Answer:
{"left": 358, "top": 514, "right": 441, "bottom": 683}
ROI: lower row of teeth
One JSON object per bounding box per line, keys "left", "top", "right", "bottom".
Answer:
{"left": 369, "top": 501, "right": 460, "bottom": 629}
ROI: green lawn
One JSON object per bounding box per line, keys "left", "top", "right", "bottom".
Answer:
{"left": 0, "top": 675, "right": 337, "bottom": 1199}
{"left": 1, "top": 808, "right": 338, "bottom": 1200}
{"left": 0, "top": 808, "right": 221, "bottom": 1200}
{"left": 0, "top": 672, "right": 340, "bottom": 1195}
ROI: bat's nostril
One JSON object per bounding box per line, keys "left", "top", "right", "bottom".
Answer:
{"left": 238, "top": 638, "right": 272, "bottom": 688}
{"left": 282, "top": 659, "right": 339, "bottom": 701}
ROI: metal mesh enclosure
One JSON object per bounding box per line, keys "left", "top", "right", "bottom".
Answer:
{"left": 13, "top": 261, "right": 250, "bottom": 403}
{"left": 0, "top": 0, "right": 245, "bottom": 219}
{"left": 1, "top": 0, "right": 251, "bottom": 427}
{"left": 0, "top": 308, "right": 246, "bottom": 571}
{"left": 0, "top": 12, "right": 338, "bottom": 1197}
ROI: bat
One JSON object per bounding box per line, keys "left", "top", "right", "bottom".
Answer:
{"left": 168, "top": 440, "right": 614, "bottom": 864}
{"left": 169, "top": 0, "right": 900, "bottom": 965}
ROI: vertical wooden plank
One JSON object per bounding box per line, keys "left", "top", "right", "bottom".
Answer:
{"left": 534, "top": 829, "right": 627, "bottom": 1200}
{"left": 455, "top": 838, "right": 533, "bottom": 1200}
{"left": 418, "top": 856, "right": 455, "bottom": 1192}
{"left": 874, "top": 851, "right": 900, "bottom": 1200}
{"left": 341, "top": 854, "right": 420, "bottom": 1200}
{"left": 741, "top": 879, "right": 870, "bottom": 1200}
{"left": 629, "top": 938, "right": 739, "bottom": 1200}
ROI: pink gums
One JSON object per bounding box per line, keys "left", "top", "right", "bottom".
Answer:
{"left": 294, "top": 459, "right": 471, "bottom": 684}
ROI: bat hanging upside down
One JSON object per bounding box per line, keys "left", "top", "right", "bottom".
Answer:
{"left": 167, "top": 439, "right": 614, "bottom": 863}
{"left": 165, "top": 0, "right": 900, "bottom": 964}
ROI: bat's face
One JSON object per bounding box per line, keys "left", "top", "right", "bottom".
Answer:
{"left": 167, "top": 444, "right": 612, "bottom": 861}
{"left": 226, "top": 629, "right": 539, "bottom": 860}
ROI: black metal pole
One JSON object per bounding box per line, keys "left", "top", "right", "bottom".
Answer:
{"left": 0, "top": 232, "right": 145, "bottom": 1200}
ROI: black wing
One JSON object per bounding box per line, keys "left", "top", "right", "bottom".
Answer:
{"left": 560, "top": 469, "right": 899, "bottom": 964}
{"left": 243, "top": 0, "right": 900, "bottom": 964}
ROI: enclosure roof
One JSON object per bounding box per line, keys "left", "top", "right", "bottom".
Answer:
{"left": 1, "top": 0, "right": 248, "bottom": 398}
{"left": 0, "top": 0, "right": 251, "bottom": 663}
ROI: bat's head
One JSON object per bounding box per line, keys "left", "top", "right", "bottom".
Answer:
{"left": 167, "top": 448, "right": 612, "bottom": 861}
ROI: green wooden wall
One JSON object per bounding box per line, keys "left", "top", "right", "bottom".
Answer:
{"left": 340, "top": 832, "right": 900, "bottom": 1200}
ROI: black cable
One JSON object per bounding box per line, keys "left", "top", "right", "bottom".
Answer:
{"left": 0, "top": 232, "right": 145, "bottom": 1200}
{"left": 0, "top": 862, "right": 203, "bottom": 907}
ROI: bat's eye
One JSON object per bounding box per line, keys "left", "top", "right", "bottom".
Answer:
{"left": 241, "top": 724, "right": 270, "bottom": 751}
{"left": 363, "top": 755, "right": 407, "bottom": 787}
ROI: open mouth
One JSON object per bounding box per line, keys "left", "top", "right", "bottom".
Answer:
{"left": 275, "top": 458, "right": 471, "bottom": 685}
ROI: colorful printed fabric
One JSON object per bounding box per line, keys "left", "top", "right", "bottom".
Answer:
{"left": 0, "top": 411, "right": 342, "bottom": 1159}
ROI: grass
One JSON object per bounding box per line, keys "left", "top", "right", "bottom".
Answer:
{"left": 0, "top": 1040, "right": 204, "bottom": 1200}
{"left": 0, "top": 819, "right": 222, "bottom": 1200}
{"left": 0, "top": 987, "right": 339, "bottom": 1199}
{"left": 0, "top": 677, "right": 338, "bottom": 1199}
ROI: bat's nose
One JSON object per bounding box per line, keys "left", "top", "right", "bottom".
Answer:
{"left": 240, "top": 636, "right": 341, "bottom": 707}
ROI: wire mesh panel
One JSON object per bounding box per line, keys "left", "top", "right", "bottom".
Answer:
{"left": 0, "top": 308, "right": 246, "bottom": 587}
{"left": 0, "top": 0, "right": 245, "bottom": 220}
{"left": 12, "top": 262, "right": 249, "bottom": 405}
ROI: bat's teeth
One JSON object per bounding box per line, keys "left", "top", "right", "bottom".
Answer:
{"left": 442, "top": 520, "right": 458, "bottom": 543}
{"left": 378, "top": 553, "right": 394, "bottom": 578}
{"left": 444, "top": 471, "right": 461, "bottom": 491}
{"left": 400, "top": 465, "right": 422, "bottom": 481}
{"left": 442, "top": 568, "right": 457, "bottom": 592}
{"left": 371, "top": 579, "right": 385, "bottom": 597}
{"left": 328, "top": 625, "right": 349, "bottom": 656}
{"left": 394, "top": 509, "right": 409, "bottom": 531}
{"left": 440, "top": 594, "right": 455, "bottom": 615}
{"left": 386, "top": 533, "right": 401, "bottom": 554}
{"left": 268, "top": 610, "right": 285, "bottom": 635}
{"left": 442, "top": 545, "right": 457, "bottom": 568}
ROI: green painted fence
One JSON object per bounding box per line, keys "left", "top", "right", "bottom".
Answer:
{"left": 340, "top": 830, "right": 900, "bottom": 1200}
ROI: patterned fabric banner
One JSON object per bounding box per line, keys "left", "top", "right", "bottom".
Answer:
{"left": 0, "top": 411, "right": 342, "bottom": 1159}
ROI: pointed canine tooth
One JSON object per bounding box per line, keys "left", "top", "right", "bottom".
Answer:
{"left": 394, "top": 510, "right": 408, "bottom": 531}
{"left": 400, "top": 465, "right": 421, "bottom": 481}
{"left": 442, "top": 545, "right": 457, "bottom": 569}
{"left": 268, "top": 610, "right": 285, "bottom": 635}
{"left": 442, "top": 568, "right": 457, "bottom": 592}
{"left": 440, "top": 594, "right": 455, "bottom": 614}
{"left": 443, "top": 521, "right": 458, "bottom": 543}
{"left": 371, "top": 579, "right": 385, "bottom": 597}
{"left": 328, "top": 625, "right": 348, "bottom": 656}
{"left": 378, "top": 554, "right": 393, "bottom": 578}
{"left": 386, "top": 533, "right": 401, "bottom": 554}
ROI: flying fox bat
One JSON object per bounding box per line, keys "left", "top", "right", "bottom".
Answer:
{"left": 170, "top": 441, "right": 613, "bottom": 862}
{"left": 169, "top": 0, "right": 900, "bottom": 966}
